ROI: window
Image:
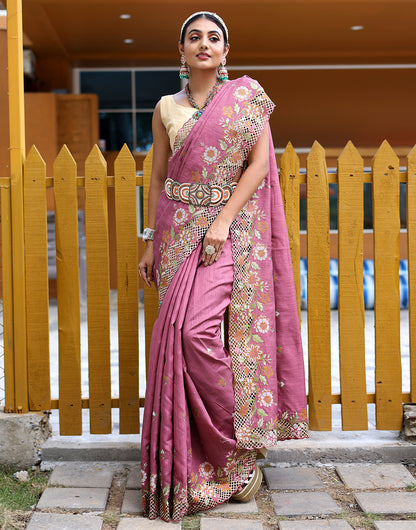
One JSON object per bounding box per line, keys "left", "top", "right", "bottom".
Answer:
{"left": 76, "top": 69, "right": 180, "bottom": 152}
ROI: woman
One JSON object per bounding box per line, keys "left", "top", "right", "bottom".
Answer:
{"left": 139, "top": 11, "right": 308, "bottom": 521}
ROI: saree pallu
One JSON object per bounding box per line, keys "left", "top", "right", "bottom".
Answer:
{"left": 141, "top": 76, "right": 308, "bottom": 521}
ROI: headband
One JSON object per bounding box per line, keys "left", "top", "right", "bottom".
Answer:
{"left": 180, "top": 11, "right": 229, "bottom": 42}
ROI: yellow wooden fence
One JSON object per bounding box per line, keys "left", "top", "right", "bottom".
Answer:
{"left": 1, "top": 140, "right": 415, "bottom": 434}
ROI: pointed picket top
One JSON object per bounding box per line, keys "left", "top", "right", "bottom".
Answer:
{"left": 25, "top": 145, "right": 46, "bottom": 169}
{"left": 307, "top": 140, "right": 325, "bottom": 161}
{"left": 372, "top": 139, "right": 399, "bottom": 172}
{"left": 306, "top": 141, "right": 328, "bottom": 188}
{"left": 281, "top": 142, "right": 300, "bottom": 173}
{"left": 114, "top": 143, "right": 135, "bottom": 174}
{"left": 338, "top": 140, "right": 363, "bottom": 165}
{"left": 54, "top": 144, "right": 77, "bottom": 175}
{"left": 117, "top": 143, "right": 134, "bottom": 160}
{"left": 85, "top": 144, "right": 106, "bottom": 174}
{"left": 282, "top": 141, "right": 295, "bottom": 157}
{"left": 407, "top": 144, "right": 416, "bottom": 167}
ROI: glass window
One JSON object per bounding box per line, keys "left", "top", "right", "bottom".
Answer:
{"left": 135, "top": 71, "right": 180, "bottom": 108}
{"left": 99, "top": 112, "right": 133, "bottom": 151}
{"left": 79, "top": 68, "right": 180, "bottom": 151}
{"left": 136, "top": 113, "right": 153, "bottom": 152}
{"left": 81, "top": 71, "right": 132, "bottom": 109}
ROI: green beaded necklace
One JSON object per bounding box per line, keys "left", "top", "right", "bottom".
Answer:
{"left": 185, "top": 80, "right": 223, "bottom": 119}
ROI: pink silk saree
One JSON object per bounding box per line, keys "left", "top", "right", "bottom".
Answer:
{"left": 141, "top": 76, "right": 308, "bottom": 521}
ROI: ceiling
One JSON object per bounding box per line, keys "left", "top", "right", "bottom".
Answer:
{"left": 5, "top": 0, "right": 416, "bottom": 67}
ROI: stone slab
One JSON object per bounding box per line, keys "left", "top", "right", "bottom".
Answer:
{"left": 279, "top": 522, "right": 352, "bottom": 529}
{"left": 41, "top": 439, "right": 140, "bottom": 462}
{"left": 117, "top": 518, "right": 180, "bottom": 528}
{"left": 122, "top": 489, "right": 143, "bottom": 514}
{"left": 336, "top": 464, "right": 415, "bottom": 490}
{"left": 49, "top": 462, "right": 114, "bottom": 488}
{"left": 208, "top": 496, "right": 258, "bottom": 513}
{"left": 126, "top": 465, "right": 140, "bottom": 489}
{"left": 272, "top": 492, "right": 342, "bottom": 516}
{"left": 354, "top": 492, "right": 416, "bottom": 514}
{"left": 27, "top": 512, "right": 103, "bottom": 529}
{"left": 264, "top": 467, "right": 324, "bottom": 490}
{"left": 36, "top": 487, "right": 109, "bottom": 511}
{"left": 200, "top": 519, "right": 263, "bottom": 530}
{"left": 374, "top": 523, "right": 416, "bottom": 529}
{"left": 0, "top": 411, "right": 51, "bottom": 469}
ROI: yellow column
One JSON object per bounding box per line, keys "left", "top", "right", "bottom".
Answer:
{"left": 7, "top": 0, "right": 28, "bottom": 412}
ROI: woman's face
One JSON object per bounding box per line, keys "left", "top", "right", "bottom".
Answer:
{"left": 179, "top": 17, "right": 229, "bottom": 73}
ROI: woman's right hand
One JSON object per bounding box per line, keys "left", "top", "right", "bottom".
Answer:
{"left": 139, "top": 244, "right": 155, "bottom": 288}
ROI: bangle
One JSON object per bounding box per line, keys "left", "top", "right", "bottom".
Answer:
{"left": 142, "top": 227, "right": 155, "bottom": 241}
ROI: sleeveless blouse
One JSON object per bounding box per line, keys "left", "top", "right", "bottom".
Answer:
{"left": 160, "top": 95, "right": 195, "bottom": 151}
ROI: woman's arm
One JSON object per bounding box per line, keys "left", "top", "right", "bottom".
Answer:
{"left": 202, "top": 125, "right": 270, "bottom": 266}
{"left": 138, "top": 102, "right": 171, "bottom": 286}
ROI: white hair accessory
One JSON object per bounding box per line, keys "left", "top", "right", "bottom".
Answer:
{"left": 180, "top": 11, "right": 229, "bottom": 42}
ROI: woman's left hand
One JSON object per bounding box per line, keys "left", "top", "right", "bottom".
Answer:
{"left": 202, "top": 218, "right": 230, "bottom": 266}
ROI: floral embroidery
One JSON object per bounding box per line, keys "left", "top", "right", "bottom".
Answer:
{"left": 254, "top": 315, "right": 271, "bottom": 334}
{"left": 173, "top": 208, "right": 188, "bottom": 226}
{"left": 234, "top": 86, "right": 252, "bottom": 101}
{"left": 258, "top": 389, "right": 274, "bottom": 407}
{"left": 202, "top": 146, "right": 220, "bottom": 164}
{"left": 253, "top": 243, "right": 268, "bottom": 261}
{"left": 199, "top": 461, "right": 214, "bottom": 479}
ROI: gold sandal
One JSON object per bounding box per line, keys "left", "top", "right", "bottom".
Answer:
{"left": 257, "top": 447, "right": 267, "bottom": 460}
{"left": 232, "top": 464, "right": 263, "bottom": 502}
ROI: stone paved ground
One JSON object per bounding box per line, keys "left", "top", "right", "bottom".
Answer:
{"left": 27, "top": 462, "right": 416, "bottom": 529}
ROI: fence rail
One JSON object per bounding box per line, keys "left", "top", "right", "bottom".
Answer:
{"left": 0, "top": 140, "right": 414, "bottom": 434}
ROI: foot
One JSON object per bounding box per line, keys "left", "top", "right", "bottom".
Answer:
{"left": 231, "top": 465, "right": 263, "bottom": 502}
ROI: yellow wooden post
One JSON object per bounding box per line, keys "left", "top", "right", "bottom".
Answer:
{"left": 407, "top": 146, "right": 416, "bottom": 401}
{"left": 7, "top": 0, "right": 28, "bottom": 412}
{"left": 337, "top": 142, "right": 367, "bottom": 430}
{"left": 372, "top": 141, "right": 402, "bottom": 429}
{"left": 306, "top": 141, "right": 331, "bottom": 430}
{"left": 280, "top": 142, "right": 301, "bottom": 319}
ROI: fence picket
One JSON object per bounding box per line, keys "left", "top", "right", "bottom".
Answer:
{"left": 372, "top": 141, "right": 402, "bottom": 429}
{"left": 280, "top": 142, "right": 301, "bottom": 317}
{"left": 54, "top": 145, "right": 82, "bottom": 435}
{"left": 114, "top": 145, "right": 139, "bottom": 434}
{"left": 407, "top": 146, "right": 416, "bottom": 401}
{"left": 24, "top": 147, "right": 50, "bottom": 410}
{"left": 306, "top": 141, "right": 331, "bottom": 430}
{"left": 142, "top": 147, "right": 159, "bottom": 374}
{"left": 337, "top": 142, "right": 367, "bottom": 429}
{"left": 85, "top": 145, "right": 111, "bottom": 434}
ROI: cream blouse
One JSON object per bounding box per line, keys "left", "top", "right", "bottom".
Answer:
{"left": 160, "top": 95, "right": 195, "bottom": 152}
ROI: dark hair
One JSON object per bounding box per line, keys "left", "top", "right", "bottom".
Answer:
{"left": 180, "top": 13, "right": 228, "bottom": 46}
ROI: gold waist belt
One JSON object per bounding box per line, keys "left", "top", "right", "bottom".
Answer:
{"left": 164, "top": 178, "right": 237, "bottom": 207}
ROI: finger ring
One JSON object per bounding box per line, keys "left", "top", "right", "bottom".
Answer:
{"left": 205, "top": 245, "right": 215, "bottom": 255}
